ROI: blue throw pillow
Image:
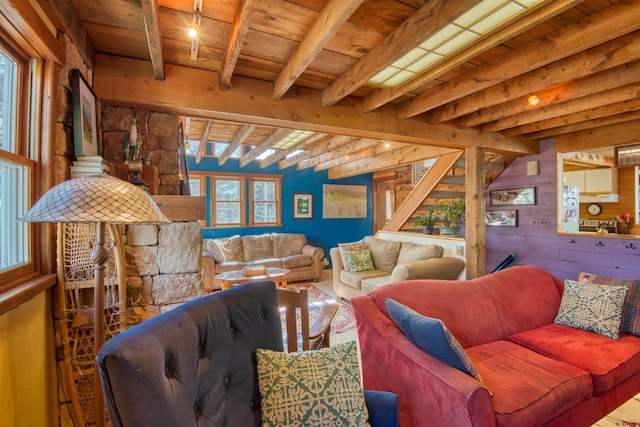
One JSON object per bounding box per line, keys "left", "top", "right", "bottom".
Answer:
{"left": 385, "top": 298, "right": 484, "bottom": 384}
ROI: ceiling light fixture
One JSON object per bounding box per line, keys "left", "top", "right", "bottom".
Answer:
{"left": 187, "top": 0, "right": 203, "bottom": 60}
{"left": 527, "top": 94, "right": 540, "bottom": 106}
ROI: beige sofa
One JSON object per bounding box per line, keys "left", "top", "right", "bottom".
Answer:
{"left": 330, "top": 235, "right": 465, "bottom": 300}
{"left": 202, "top": 233, "right": 324, "bottom": 291}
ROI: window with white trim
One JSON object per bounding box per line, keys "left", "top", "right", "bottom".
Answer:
{"left": 250, "top": 178, "right": 280, "bottom": 225}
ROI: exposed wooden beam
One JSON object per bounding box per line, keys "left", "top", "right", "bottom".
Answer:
{"left": 239, "top": 128, "right": 292, "bottom": 167}
{"left": 278, "top": 135, "right": 357, "bottom": 169}
{"left": 322, "top": 0, "right": 482, "bottom": 107}
{"left": 297, "top": 138, "right": 379, "bottom": 170}
{"left": 259, "top": 132, "right": 327, "bottom": 168}
{"left": 94, "top": 55, "right": 536, "bottom": 156}
{"left": 384, "top": 151, "right": 462, "bottom": 231}
{"left": 465, "top": 147, "right": 485, "bottom": 279}
{"left": 430, "top": 32, "right": 640, "bottom": 124}
{"left": 220, "top": 0, "right": 257, "bottom": 90}
{"left": 511, "top": 97, "right": 640, "bottom": 137}
{"left": 316, "top": 141, "right": 415, "bottom": 172}
{"left": 362, "top": 0, "right": 581, "bottom": 113}
{"left": 521, "top": 110, "right": 640, "bottom": 141}
{"left": 140, "top": 0, "right": 164, "bottom": 80}
{"left": 555, "top": 120, "right": 640, "bottom": 153}
{"left": 328, "top": 145, "right": 459, "bottom": 179}
{"left": 195, "top": 120, "right": 213, "bottom": 164}
{"left": 274, "top": 0, "right": 363, "bottom": 100}
{"left": 490, "top": 82, "right": 640, "bottom": 132}
{"left": 459, "top": 60, "right": 640, "bottom": 128}
{"left": 562, "top": 151, "right": 615, "bottom": 168}
{"left": 219, "top": 123, "right": 256, "bottom": 165}
{"left": 398, "top": 0, "right": 640, "bottom": 119}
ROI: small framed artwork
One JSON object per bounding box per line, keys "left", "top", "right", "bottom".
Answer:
{"left": 71, "top": 69, "right": 99, "bottom": 157}
{"left": 486, "top": 210, "right": 517, "bottom": 227}
{"left": 293, "top": 193, "right": 313, "bottom": 219}
{"left": 490, "top": 187, "right": 536, "bottom": 206}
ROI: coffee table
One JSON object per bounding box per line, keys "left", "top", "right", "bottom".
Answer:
{"left": 215, "top": 267, "right": 290, "bottom": 290}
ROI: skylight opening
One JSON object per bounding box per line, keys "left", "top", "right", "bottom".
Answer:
{"left": 273, "top": 130, "right": 315, "bottom": 150}
{"left": 286, "top": 149, "right": 304, "bottom": 159}
{"left": 256, "top": 149, "right": 275, "bottom": 160}
{"left": 369, "top": 0, "right": 544, "bottom": 88}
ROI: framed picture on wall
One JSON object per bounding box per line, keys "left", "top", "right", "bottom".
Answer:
{"left": 71, "top": 69, "right": 99, "bottom": 157}
{"left": 293, "top": 193, "right": 313, "bottom": 219}
{"left": 485, "top": 210, "right": 517, "bottom": 227}
{"left": 489, "top": 187, "right": 536, "bottom": 206}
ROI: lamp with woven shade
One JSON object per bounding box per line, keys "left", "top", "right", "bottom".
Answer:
{"left": 19, "top": 174, "right": 170, "bottom": 427}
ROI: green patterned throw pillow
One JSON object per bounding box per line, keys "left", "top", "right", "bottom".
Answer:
{"left": 256, "top": 341, "right": 370, "bottom": 427}
{"left": 342, "top": 249, "right": 374, "bottom": 272}
{"left": 554, "top": 279, "right": 629, "bottom": 339}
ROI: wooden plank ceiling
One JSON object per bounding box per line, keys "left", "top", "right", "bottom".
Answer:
{"left": 41, "top": 0, "right": 640, "bottom": 177}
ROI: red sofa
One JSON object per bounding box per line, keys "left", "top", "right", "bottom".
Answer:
{"left": 352, "top": 266, "right": 640, "bottom": 427}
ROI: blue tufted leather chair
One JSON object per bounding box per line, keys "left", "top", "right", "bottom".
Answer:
{"left": 97, "top": 280, "right": 398, "bottom": 427}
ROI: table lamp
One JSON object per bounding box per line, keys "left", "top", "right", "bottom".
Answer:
{"left": 19, "top": 174, "right": 170, "bottom": 427}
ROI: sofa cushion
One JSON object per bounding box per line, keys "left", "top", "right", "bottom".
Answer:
{"left": 340, "top": 269, "right": 388, "bottom": 290}
{"left": 361, "top": 276, "right": 391, "bottom": 294}
{"left": 385, "top": 299, "right": 484, "bottom": 384}
{"left": 578, "top": 272, "right": 640, "bottom": 337}
{"left": 364, "top": 236, "right": 401, "bottom": 273}
{"left": 509, "top": 323, "right": 640, "bottom": 395}
{"left": 343, "top": 249, "right": 375, "bottom": 272}
{"left": 209, "top": 235, "right": 244, "bottom": 262}
{"left": 214, "top": 261, "right": 248, "bottom": 273}
{"left": 272, "top": 233, "right": 307, "bottom": 258}
{"left": 553, "top": 279, "right": 628, "bottom": 339}
{"left": 256, "top": 342, "right": 370, "bottom": 427}
{"left": 338, "top": 241, "right": 366, "bottom": 266}
{"left": 396, "top": 242, "right": 442, "bottom": 265}
{"left": 466, "top": 339, "right": 592, "bottom": 426}
{"left": 204, "top": 239, "right": 224, "bottom": 263}
{"left": 282, "top": 254, "right": 312, "bottom": 269}
{"left": 242, "top": 234, "right": 274, "bottom": 261}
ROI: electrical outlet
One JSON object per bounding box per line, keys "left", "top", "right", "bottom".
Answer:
{"left": 456, "top": 245, "right": 464, "bottom": 256}
{"left": 539, "top": 218, "right": 550, "bottom": 227}
{"left": 529, "top": 218, "right": 538, "bottom": 226}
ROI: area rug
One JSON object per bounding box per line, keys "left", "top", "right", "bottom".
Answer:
{"left": 280, "top": 282, "right": 357, "bottom": 336}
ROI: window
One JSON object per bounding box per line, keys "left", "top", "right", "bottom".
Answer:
{"left": 213, "top": 177, "right": 243, "bottom": 225}
{"left": 200, "top": 173, "right": 282, "bottom": 228}
{"left": 0, "top": 45, "right": 33, "bottom": 283}
{"left": 251, "top": 178, "right": 280, "bottom": 225}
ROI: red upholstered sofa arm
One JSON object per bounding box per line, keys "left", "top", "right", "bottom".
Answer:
{"left": 352, "top": 296, "right": 495, "bottom": 427}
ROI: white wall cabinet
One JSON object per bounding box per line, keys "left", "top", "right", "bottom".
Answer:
{"left": 563, "top": 168, "right": 618, "bottom": 194}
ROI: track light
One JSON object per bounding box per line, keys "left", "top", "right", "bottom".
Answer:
{"left": 527, "top": 94, "right": 540, "bottom": 106}
{"left": 186, "top": 22, "right": 200, "bottom": 40}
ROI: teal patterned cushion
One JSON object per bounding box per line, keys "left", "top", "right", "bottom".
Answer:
{"left": 256, "top": 341, "right": 370, "bottom": 427}
{"left": 342, "top": 249, "right": 374, "bottom": 272}
{"left": 554, "top": 280, "right": 629, "bottom": 339}
{"left": 578, "top": 272, "right": 640, "bottom": 337}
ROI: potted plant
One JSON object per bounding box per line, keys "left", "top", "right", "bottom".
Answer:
{"left": 415, "top": 208, "right": 437, "bottom": 235}
{"left": 438, "top": 198, "right": 465, "bottom": 235}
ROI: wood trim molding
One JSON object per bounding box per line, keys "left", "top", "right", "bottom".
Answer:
{"left": 0, "top": 274, "right": 56, "bottom": 315}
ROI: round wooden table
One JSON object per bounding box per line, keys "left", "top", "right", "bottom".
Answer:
{"left": 215, "top": 267, "right": 290, "bottom": 289}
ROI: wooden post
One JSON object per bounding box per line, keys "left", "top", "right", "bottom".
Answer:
{"left": 465, "top": 147, "right": 486, "bottom": 278}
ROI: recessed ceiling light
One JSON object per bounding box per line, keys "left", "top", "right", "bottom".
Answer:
{"left": 528, "top": 94, "right": 540, "bottom": 106}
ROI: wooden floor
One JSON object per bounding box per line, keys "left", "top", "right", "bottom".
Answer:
{"left": 313, "top": 270, "right": 640, "bottom": 426}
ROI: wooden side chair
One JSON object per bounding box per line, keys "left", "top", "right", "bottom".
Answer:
{"left": 277, "top": 285, "right": 339, "bottom": 352}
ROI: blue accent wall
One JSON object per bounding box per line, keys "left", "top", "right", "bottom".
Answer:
{"left": 187, "top": 155, "right": 373, "bottom": 266}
